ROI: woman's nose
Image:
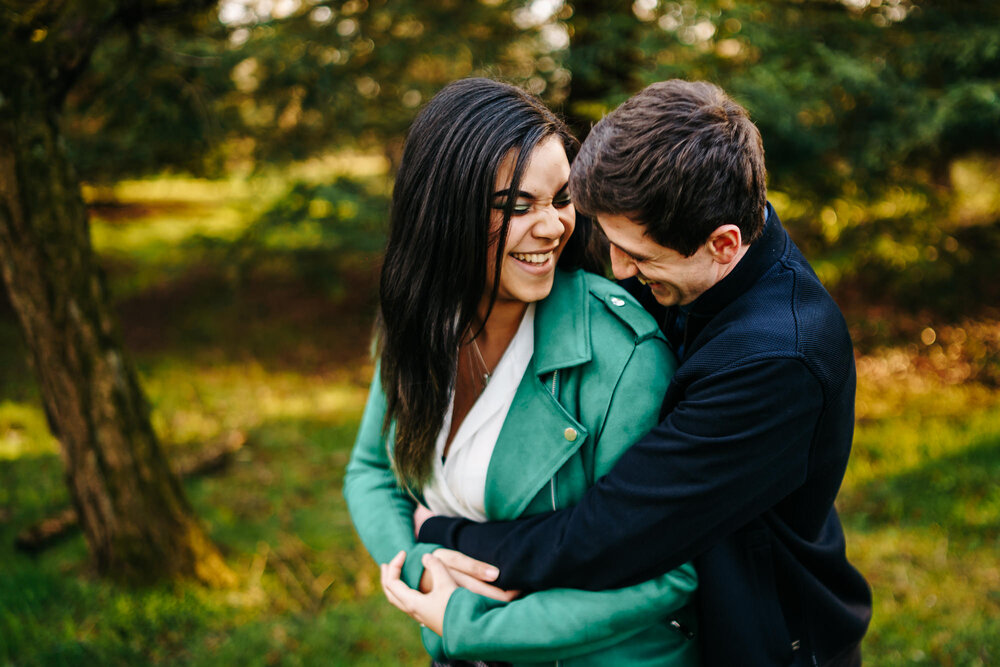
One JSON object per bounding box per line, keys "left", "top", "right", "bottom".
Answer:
{"left": 532, "top": 204, "right": 566, "bottom": 239}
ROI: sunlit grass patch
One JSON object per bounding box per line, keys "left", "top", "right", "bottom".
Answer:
{"left": 847, "top": 387, "right": 1000, "bottom": 491}
{"left": 846, "top": 527, "right": 999, "bottom": 666}
{"left": 91, "top": 205, "right": 248, "bottom": 254}
{"left": 843, "top": 350, "right": 1000, "bottom": 666}
{"left": 0, "top": 402, "right": 58, "bottom": 460}
{"left": 142, "top": 359, "right": 372, "bottom": 449}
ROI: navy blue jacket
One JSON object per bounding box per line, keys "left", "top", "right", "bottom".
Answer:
{"left": 419, "top": 206, "right": 872, "bottom": 666}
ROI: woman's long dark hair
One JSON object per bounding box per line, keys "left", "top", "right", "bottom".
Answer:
{"left": 378, "top": 77, "right": 605, "bottom": 488}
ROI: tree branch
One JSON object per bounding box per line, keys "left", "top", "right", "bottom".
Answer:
{"left": 14, "top": 430, "right": 247, "bottom": 554}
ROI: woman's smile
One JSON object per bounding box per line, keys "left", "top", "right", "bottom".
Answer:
{"left": 510, "top": 249, "right": 557, "bottom": 271}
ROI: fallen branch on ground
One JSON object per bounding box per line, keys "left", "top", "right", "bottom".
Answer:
{"left": 14, "top": 430, "right": 247, "bottom": 554}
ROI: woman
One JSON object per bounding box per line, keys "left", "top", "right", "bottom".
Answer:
{"left": 344, "top": 78, "right": 698, "bottom": 666}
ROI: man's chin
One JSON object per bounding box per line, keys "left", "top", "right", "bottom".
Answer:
{"left": 648, "top": 283, "right": 678, "bottom": 306}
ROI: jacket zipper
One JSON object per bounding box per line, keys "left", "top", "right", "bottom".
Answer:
{"left": 549, "top": 369, "right": 559, "bottom": 514}
{"left": 549, "top": 370, "right": 561, "bottom": 667}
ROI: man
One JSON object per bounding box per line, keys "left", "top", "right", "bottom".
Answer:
{"left": 388, "top": 80, "right": 872, "bottom": 666}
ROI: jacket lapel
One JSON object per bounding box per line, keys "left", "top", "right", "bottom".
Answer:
{"left": 483, "top": 269, "right": 592, "bottom": 519}
{"left": 532, "top": 269, "right": 591, "bottom": 374}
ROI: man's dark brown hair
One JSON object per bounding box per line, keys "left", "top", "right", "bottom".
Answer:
{"left": 569, "top": 79, "right": 767, "bottom": 257}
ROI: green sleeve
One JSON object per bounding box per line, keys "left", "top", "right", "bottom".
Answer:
{"left": 343, "top": 364, "right": 438, "bottom": 588}
{"left": 435, "top": 564, "right": 697, "bottom": 662}
{"left": 432, "top": 335, "right": 691, "bottom": 663}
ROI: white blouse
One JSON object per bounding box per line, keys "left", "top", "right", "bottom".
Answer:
{"left": 422, "top": 304, "right": 535, "bottom": 521}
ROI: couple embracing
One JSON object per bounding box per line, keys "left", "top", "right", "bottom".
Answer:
{"left": 344, "top": 77, "right": 872, "bottom": 667}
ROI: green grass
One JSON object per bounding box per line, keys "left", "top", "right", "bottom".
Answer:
{"left": 2, "top": 172, "right": 998, "bottom": 665}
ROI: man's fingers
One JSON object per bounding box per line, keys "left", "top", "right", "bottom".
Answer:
{"left": 432, "top": 548, "right": 500, "bottom": 582}
{"left": 429, "top": 549, "right": 518, "bottom": 601}
{"left": 450, "top": 570, "right": 520, "bottom": 602}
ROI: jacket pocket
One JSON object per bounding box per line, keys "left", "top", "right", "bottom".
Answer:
{"left": 747, "top": 528, "right": 795, "bottom": 664}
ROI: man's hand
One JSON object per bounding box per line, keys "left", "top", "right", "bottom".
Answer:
{"left": 419, "top": 548, "right": 519, "bottom": 602}
{"left": 381, "top": 551, "right": 456, "bottom": 636}
{"left": 412, "top": 506, "right": 519, "bottom": 602}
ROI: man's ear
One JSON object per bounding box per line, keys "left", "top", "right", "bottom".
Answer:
{"left": 706, "top": 225, "right": 742, "bottom": 264}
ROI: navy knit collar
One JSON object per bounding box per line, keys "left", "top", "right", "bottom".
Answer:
{"left": 686, "top": 202, "right": 786, "bottom": 319}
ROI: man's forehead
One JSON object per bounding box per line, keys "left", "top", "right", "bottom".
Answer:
{"left": 596, "top": 213, "right": 665, "bottom": 255}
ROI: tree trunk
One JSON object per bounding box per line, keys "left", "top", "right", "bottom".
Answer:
{"left": 0, "top": 74, "right": 233, "bottom": 586}
{"left": 561, "top": 0, "right": 645, "bottom": 140}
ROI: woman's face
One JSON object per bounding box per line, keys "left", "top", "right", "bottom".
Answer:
{"left": 487, "top": 135, "right": 575, "bottom": 307}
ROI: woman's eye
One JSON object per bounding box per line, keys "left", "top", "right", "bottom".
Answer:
{"left": 512, "top": 202, "right": 533, "bottom": 214}
{"left": 553, "top": 193, "right": 572, "bottom": 208}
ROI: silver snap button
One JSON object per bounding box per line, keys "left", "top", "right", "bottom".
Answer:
{"left": 610, "top": 296, "right": 625, "bottom": 307}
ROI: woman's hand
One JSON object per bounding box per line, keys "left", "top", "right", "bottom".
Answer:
{"left": 413, "top": 503, "right": 435, "bottom": 537}
{"left": 381, "top": 550, "right": 457, "bottom": 636}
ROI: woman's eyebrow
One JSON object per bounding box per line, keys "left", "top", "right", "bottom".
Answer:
{"left": 492, "top": 188, "right": 533, "bottom": 198}
{"left": 493, "top": 182, "right": 569, "bottom": 198}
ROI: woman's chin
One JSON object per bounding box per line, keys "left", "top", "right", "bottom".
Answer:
{"left": 498, "top": 276, "right": 556, "bottom": 305}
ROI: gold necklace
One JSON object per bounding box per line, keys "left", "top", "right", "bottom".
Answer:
{"left": 469, "top": 337, "right": 491, "bottom": 387}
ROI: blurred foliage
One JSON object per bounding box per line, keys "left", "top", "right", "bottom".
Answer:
{"left": 63, "top": 0, "right": 527, "bottom": 178}
{"left": 62, "top": 0, "right": 1000, "bottom": 196}
{"left": 53, "top": 0, "right": 1000, "bottom": 319}
{"left": 225, "top": 177, "right": 389, "bottom": 293}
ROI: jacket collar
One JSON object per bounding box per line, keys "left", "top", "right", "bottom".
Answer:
{"left": 686, "top": 202, "right": 787, "bottom": 319}
{"left": 532, "top": 268, "right": 592, "bottom": 375}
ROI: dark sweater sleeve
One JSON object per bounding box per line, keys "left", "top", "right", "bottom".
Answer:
{"left": 419, "top": 357, "right": 824, "bottom": 591}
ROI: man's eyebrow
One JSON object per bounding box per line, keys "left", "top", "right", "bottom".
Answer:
{"left": 612, "top": 241, "right": 652, "bottom": 262}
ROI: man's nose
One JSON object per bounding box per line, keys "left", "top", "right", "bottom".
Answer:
{"left": 609, "top": 244, "right": 637, "bottom": 280}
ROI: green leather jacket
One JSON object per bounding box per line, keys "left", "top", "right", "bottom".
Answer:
{"left": 344, "top": 268, "right": 699, "bottom": 666}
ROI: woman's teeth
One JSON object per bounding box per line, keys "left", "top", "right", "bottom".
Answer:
{"left": 511, "top": 251, "right": 553, "bottom": 265}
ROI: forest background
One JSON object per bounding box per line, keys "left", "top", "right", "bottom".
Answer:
{"left": 1, "top": 0, "right": 998, "bottom": 664}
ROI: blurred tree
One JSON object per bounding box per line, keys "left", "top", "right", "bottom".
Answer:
{"left": 55, "top": 0, "right": 1000, "bottom": 199}
{"left": 0, "top": 0, "right": 234, "bottom": 585}
{"left": 63, "top": 0, "right": 532, "bottom": 181}
{"left": 557, "top": 0, "right": 644, "bottom": 137}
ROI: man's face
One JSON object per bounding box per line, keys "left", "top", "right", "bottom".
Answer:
{"left": 597, "top": 212, "right": 725, "bottom": 307}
